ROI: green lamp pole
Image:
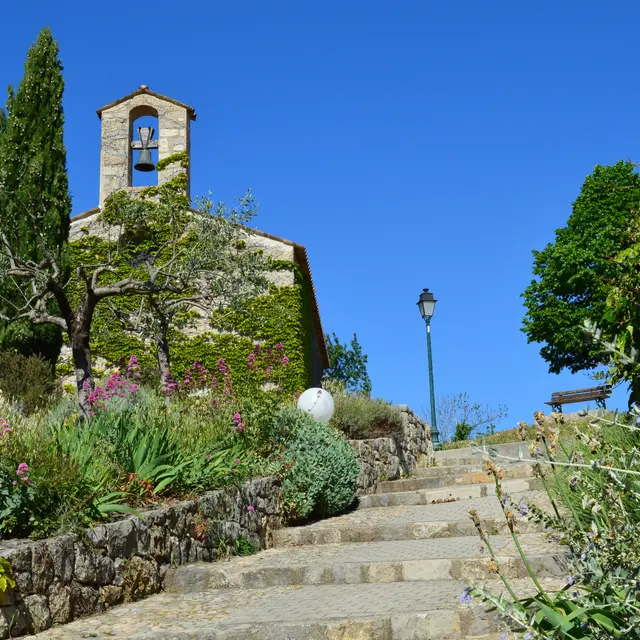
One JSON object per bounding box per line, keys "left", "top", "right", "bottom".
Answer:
{"left": 417, "top": 288, "right": 440, "bottom": 450}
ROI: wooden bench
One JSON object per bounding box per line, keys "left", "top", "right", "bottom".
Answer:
{"left": 545, "top": 385, "right": 611, "bottom": 413}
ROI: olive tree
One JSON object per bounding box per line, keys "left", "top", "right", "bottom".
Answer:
{"left": 0, "top": 177, "right": 269, "bottom": 417}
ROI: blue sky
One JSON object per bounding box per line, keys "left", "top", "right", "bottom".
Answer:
{"left": 1, "top": 1, "right": 638, "bottom": 430}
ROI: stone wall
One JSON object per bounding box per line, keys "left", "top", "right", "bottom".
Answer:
{"left": 349, "top": 405, "right": 434, "bottom": 494}
{"left": 0, "top": 477, "right": 281, "bottom": 637}
{"left": 0, "top": 406, "right": 430, "bottom": 637}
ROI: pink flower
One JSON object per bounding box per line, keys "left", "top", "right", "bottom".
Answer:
{"left": 235, "top": 423, "right": 245, "bottom": 432}
{"left": 247, "top": 505, "right": 255, "bottom": 511}
{"left": 235, "top": 458, "right": 241, "bottom": 464}
{"left": 16, "top": 463, "right": 29, "bottom": 476}
{"left": 282, "top": 356, "right": 289, "bottom": 365}
{"left": 265, "top": 366, "right": 273, "bottom": 376}
{"left": 233, "top": 412, "right": 242, "bottom": 423}
{"left": 128, "top": 384, "right": 140, "bottom": 393}
{"left": 276, "top": 343, "right": 283, "bottom": 350}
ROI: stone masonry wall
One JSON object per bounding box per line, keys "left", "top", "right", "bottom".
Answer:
{"left": 349, "top": 405, "right": 434, "bottom": 494}
{"left": 0, "top": 477, "right": 281, "bottom": 638}
{"left": 0, "top": 406, "right": 429, "bottom": 637}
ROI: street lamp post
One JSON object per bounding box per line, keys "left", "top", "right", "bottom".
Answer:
{"left": 417, "top": 288, "right": 440, "bottom": 450}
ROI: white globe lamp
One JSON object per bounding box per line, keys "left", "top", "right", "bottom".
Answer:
{"left": 297, "top": 388, "right": 335, "bottom": 423}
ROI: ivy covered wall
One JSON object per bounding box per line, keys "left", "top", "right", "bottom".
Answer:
{"left": 59, "top": 210, "right": 319, "bottom": 397}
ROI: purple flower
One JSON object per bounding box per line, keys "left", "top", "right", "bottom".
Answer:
{"left": 247, "top": 505, "right": 255, "bottom": 511}
{"left": 524, "top": 634, "right": 532, "bottom": 640}
{"left": 459, "top": 586, "right": 472, "bottom": 605}
{"left": 519, "top": 503, "right": 529, "bottom": 516}
{"left": 567, "top": 575, "right": 574, "bottom": 586}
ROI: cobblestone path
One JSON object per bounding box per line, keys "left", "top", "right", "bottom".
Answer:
{"left": 35, "top": 445, "right": 563, "bottom": 640}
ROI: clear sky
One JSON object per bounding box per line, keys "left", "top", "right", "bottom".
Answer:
{"left": 1, "top": 1, "right": 638, "bottom": 430}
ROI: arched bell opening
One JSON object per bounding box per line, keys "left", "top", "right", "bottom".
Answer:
{"left": 129, "top": 105, "right": 159, "bottom": 187}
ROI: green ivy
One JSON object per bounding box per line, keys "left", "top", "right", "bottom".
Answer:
{"left": 155, "top": 151, "right": 190, "bottom": 171}
{"left": 57, "top": 234, "right": 314, "bottom": 396}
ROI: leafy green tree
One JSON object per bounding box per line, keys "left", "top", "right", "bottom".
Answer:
{"left": 324, "top": 332, "right": 372, "bottom": 395}
{"left": 582, "top": 206, "right": 640, "bottom": 405}
{"left": 522, "top": 162, "right": 640, "bottom": 375}
{"left": 0, "top": 28, "right": 71, "bottom": 365}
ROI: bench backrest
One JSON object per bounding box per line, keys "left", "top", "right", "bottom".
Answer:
{"left": 551, "top": 386, "right": 609, "bottom": 399}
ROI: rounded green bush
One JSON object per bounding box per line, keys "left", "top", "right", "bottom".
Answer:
{"left": 278, "top": 407, "right": 359, "bottom": 522}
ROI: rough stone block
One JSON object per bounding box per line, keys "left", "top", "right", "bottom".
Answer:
{"left": 31, "top": 542, "right": 54, "bottom": 594}
{"left": 48, "top": 583, "right": 72, "bottom": 625}
{"left": 70, "top": 582, "right": 99, "bottom": 618}
{"left": 46, "top": 536, "right": 74, "bottom": 584}
{"left": 105, "top": 519, "right": 137, "bottom": 559}
{"left": 23, "top": 594, "right": 51, "bottom": 633}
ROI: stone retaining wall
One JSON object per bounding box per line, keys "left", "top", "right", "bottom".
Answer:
{"left": 349, "top": 405, "right": 433, "bottom": 494}
{"left": 0, "top": 405, "right": 430, "bottom": 637}
{"left": 0, "top": 477, "right": 281, "bottom": 637}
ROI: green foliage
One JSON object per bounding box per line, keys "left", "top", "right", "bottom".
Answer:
{"left": 453, "top": 421, "right": 474, "bottom": 442}
{"left": 579, "top": 207, "right": 640, "bottom": 405}
{"left": 233, "top": 535, "right": 260, "bottom": 556}
{"left": 324, "top": 332, "right": 372, "bottom": 395}
{"left": 0, "top": 351, "right": 59, "bottom": 415}
{"left": 0, "top": 557, "right": 15, "bottom": 593}
{"left": 278, "top": 407, "right": 359, "bottom": 522}
{"left": 0, "top": 27, "right": 70, "bottom": 364}
{"left": 467, "top": 412, "right": 640, "bottom": 639}
{"left": 326, "top": 380, "right": 404, "bottom": 440}
{"left": 59, "top": 189, "right": 310, "bottom": 398}
{"left": 521, "top": 161, "right": 640, "bottom": 375}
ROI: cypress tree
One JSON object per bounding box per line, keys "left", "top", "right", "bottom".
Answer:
{"left": 0, "top": 27, "right": 71, "bottom": 364}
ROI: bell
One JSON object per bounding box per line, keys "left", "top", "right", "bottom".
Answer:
{"left": 134, "top": 148, "right": 155, "bottom": 172}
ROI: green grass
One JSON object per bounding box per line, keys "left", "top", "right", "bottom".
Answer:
{"left": 440, "top": 414, "right": 609, "bottom": 450}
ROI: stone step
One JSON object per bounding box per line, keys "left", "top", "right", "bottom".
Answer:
{"left": 165, "top": 533, "right": 564, "bottom": 592}
{"left": 33, "top": 579, "right": 564, "bottom": 639}
{"left": 377, "top": 466, "right": 534, "bottom": 493}
{"left": 411, "top": 463, "right": 533, "bottom": 479}
{"left": 433, "top": 442, "right": 534, "bottom": 467}
{"left": 360, "top": 477, "right": 543, "bottom": 509}
{"left": 271, "top": 515, "right": 542, "bottom": 546}
{"left": 271, "top": 493, "right": 549, "bottom": 546}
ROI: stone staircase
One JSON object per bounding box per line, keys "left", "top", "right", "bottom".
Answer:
{"left": 35, "top": 444, "right": 565, "bottom": 640}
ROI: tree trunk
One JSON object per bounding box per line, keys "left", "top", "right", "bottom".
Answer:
{"left": 70, "top": 298, "right": 96, "bottom": 420}
{"left": 72, "top": 331, "right": 94, "bottom": 420}
{"left": 156, "top": 333, "right": 171, "bottom": 389}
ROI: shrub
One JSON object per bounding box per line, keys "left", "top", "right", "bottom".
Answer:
{"left": 278, "top": 407, "right": 359, "bottom": 522}
{"left": 453, "top": 421, "right": 474, "bottom": 442}
{"left": 330, "top": 393, "right": 404, "bottom": 440}
{"left": 0, "top": 351, "right": 59, "bottom": 415}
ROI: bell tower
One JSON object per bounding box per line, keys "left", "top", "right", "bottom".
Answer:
{"left": 96, "top": 85, "right": 196, "bottom": 206}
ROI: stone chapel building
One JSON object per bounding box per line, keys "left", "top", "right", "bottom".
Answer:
{"left": 61, "top": 86, "right": 328, "bottom": 389}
